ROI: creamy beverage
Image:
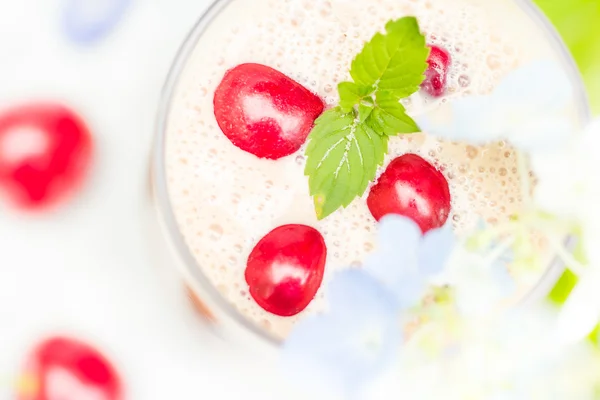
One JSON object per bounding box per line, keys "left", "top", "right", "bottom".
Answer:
{"left": 163, "top": 0, "right": 579, "bottom": 339}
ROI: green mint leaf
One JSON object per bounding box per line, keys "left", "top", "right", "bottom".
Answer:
{"left": 350, "top": 16, "right": 429, "bottom": 97}
{"left": 358, "top": 104, "right": 374, "bottom": 123}
{"left": 355, "top": 122, "right": 388, "bottom": 194}
{"left": 304, "top": 17, "right": 427, "bottom": 219}
{"left": 338, "top": 82, "right": 372, "bottom": 113}
{"left": 304, "top": 107, "right": 387, "bottom": 220}
{"left": 366, "top": 91, "right": 419, "bottom": 136}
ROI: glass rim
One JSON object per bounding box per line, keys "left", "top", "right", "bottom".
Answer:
{"left": 152, "top": 0, "right": 591, "bottom": 348}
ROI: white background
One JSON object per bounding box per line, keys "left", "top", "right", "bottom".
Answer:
{"left": 0, "top": 1, "right": 314, "bottom": 398}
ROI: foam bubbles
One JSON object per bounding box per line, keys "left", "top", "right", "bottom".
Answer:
{"left": 165, "top": 0, "right": 555, "bottom": 339}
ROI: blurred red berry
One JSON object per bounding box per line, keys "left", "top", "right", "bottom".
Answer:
{"left": 17, "top": 336, "right": 122, "bottom": 400}
{"left": 0, "top": 103, "right": 93, "bottom": 211}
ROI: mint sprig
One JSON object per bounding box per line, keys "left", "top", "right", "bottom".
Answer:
{"left": 304, "top": 17, "right": 429, "bottom": 220}
{"left": 350, "top": 18, "right": 430, "bottom": 96}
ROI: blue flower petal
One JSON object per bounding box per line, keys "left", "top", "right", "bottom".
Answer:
{"left": 417, "top": 223, "right": 455, "bottom": 276}
{"left": 283, "top": 270, "right": 401, "bottom": 395}
{"left": 328, "top": 269, "right": 399, "bottom": 314}
{"left": 393, "top": 270, "right": 427, "bottom": 308}
{"left": 450, "top": 95, "right": 501, "bottom": 141}
{"left": 418, "top": 60, "right": 573, "bottom": 152}
{"left": 376, "top": 214, "right": 421, "bottom": 253}
{"left": 494, "top": 60, "right": 573, "bottom": 114}
{"left": 363, "top": 251, "right": 426, "bottom": 308}
{"left": 508, "top": 115, "right": 572, "bottom": 153}
{"left": 62, "top": 0, "right": 132, "bottom": 45}
{"left": 417, "top": 95, "right": 498, "bottom": 144}
{"left": 281, "top": 315, "right": 353, "bottom": 396}
{"left": 490, "top": 260, "right": 517, "bottom": 297}
{"left": 364, "top": 215, "right": 420, "bottom": 292}
{"left": 363, "top": 250, "right": 406, "bottom": 286}
{"left": 362, "top": 215, "right": 435, "bottom": 306}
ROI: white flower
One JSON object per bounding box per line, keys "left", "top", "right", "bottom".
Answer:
{"left": 445, "top": 246, "right": 515, "bottom": 319}
{"left": 531, "top": 118, "right": 600, "bottom": 223}
{"left": 416, "top": 60, "right": 574, "bottom": 152}
{"left": 368, "top": 305, "right": 600, "bottom": 399}
{"left": 534, "top": 119, "right": 600, "bottom": 343}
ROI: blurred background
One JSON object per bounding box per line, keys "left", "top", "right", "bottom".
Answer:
{"left": 0, "top": 1, "right": 299, "bottom": 399}
{"left": 534, "top": 0, "right": 600, "bottom": 113}
{"left": 0, "top": 0, "right": 598, "bottom": 399}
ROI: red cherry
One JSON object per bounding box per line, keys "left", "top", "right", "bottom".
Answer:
{"left": 421, "top": 45, "right": 451, "bottom": 97}
{"left": 245, "top": 224, "right": 327, "bottom": 317}
{"left": 367, "top": 154, "right": 451, "bottom": 234}
{"left": 17, "top": 336, "right": 122, "bottom": 400}
{"left": 214, "top": 63, "right": 325, "bottom": 160}
{"left": 0, "top": 103, "right": 93, "bottom": 211}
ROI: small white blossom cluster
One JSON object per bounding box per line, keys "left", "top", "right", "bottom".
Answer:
{"left": 283, "top": 60, "right": 600, "bottom": 399}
